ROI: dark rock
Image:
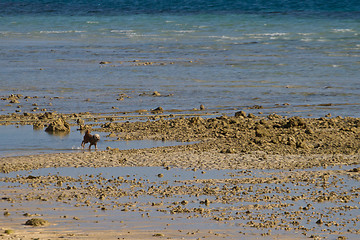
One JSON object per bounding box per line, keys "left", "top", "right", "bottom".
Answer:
{"left": 316, "top": 219, "right": 323, "bottom": 224}
{"left": 249, "top": 105, "right": 263, "bottom": 109}
{"left": 151, "top": 107, "right": 164, "bottom": 114}
{"left": 235, "top": 111, "right": 247, "bottom": 118}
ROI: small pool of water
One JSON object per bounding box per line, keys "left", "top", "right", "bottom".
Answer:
{"left": 0, "top": 166, "right": 235, "bottom": 182}
{"left": 0, "top": 125, "right": 190, "bottom": 157}
{"left": 1, "top": 164, "right": 354, "bottom": 181}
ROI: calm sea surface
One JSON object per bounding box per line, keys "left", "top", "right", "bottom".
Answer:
{"left": 1, "top": 0, "right": 359, "bottom": 117}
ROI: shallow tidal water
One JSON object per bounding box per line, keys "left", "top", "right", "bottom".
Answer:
{"left": 0, "top": 125, "right": 188, "bottom": 157}
{"left": 1, "top": 7, "right": 360, "bottom": 118}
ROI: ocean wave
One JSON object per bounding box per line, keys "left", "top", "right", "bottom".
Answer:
{"left": 0, "top": 31, "right": 30, "bottom": 36}
{"left": 39, "top": 30, "right": 86, "bottom": 34}
{"left": 245, "top": 33, "right": 289, "bottom": 37}
{"left": 208, "top": 35, "right": 245, "bottom": 41}
{"left": 162, "top": 30, "right": 196, "bottom": 33}
{"left": 331, "top": 28, "right": 355, "bottom": 33}
{"left": 110, "top": 30, "right": 136, "bottom": 35}
{"left": 300, "top": 38, "right": 314, "bottom": 42}
{"left": 297, "top": 33, "right": 315, "bottom": 36}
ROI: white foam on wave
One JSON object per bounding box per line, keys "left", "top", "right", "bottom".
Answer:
{"left": 39, "top": 30, "right": 86, "bottom": 34}
{"left": 246, "top": 32, "right": 288, "bottom": 37}
{"left": 110, "top": 30, "right": 138, "bottom": 37}
{"left": 331, "top": 28, "right": 354, "bottom": 33}
{"left": 317, "top": 38, "right": 329, "bottom": 42}
{"left": 297, "top": 32, "right": 314, "bottom": 36}
{"left": 129, "top": 34, "right": 159, "bottom": 37}
{"left": 208, "top": 35, "right": 245, "bottom": 41}
{"left": 166, "top": 30, "right": 196, "bottom": 33}
{"left": 300, "top": 38, "right": 313, "bottom": 42}
{"left": 110, "top": 30, "right": 135, "bottom": 33}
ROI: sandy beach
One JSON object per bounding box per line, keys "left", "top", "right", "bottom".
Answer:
{"left": 1, "top": 112, "right": 360, "bottom": 239}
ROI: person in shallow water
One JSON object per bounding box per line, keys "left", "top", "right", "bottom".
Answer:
{"left": 81, "top": 130, "right": 100, "bottom": 150}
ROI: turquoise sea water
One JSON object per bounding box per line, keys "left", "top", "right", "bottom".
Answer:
{"left": 0, "top": 1, "right": 359, "bottom": 117}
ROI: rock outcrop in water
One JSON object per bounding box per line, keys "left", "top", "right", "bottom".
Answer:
{"left": 25, "top": 218, "right": 49, "bottom": 226}
{"left": 151, "top": 106, "right": 164, "bottom": 114}
{"left": 45, "top": 118, "right": 70, "bottom": 133}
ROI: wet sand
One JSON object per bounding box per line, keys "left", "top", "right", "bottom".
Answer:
{"left": 1, "top": 111, "right": 360, "bottom": 239}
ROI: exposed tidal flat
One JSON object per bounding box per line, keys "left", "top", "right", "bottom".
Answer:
{"left": 0, "top": 110, "right": 359, "bottom": 239}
